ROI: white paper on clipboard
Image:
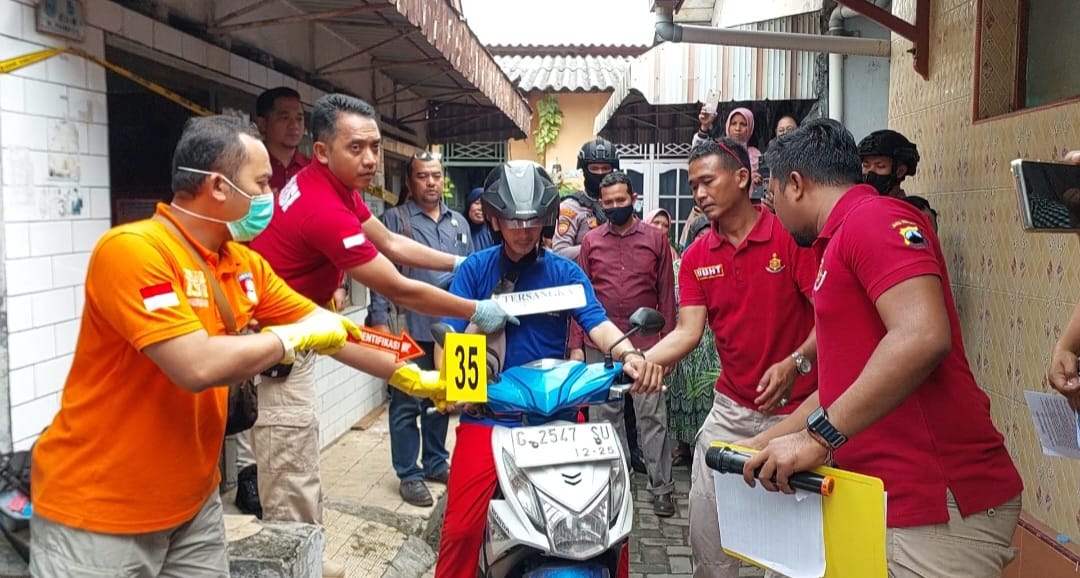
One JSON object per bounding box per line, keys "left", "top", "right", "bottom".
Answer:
{"left": 491, "top": 284, "right": 587, "bottom": 317}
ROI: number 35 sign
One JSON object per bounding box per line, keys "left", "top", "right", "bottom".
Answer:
{"left": 442, "top": 333, "right": 487, "bottom": 403}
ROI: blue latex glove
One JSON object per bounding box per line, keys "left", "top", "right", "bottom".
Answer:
{"left": 470, "top": 299, "right": 519, "bottom": 333}
{"left": 453, "top": 255, "right": 467, "bottom": 273}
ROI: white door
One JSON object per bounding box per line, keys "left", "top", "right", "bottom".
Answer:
{"left": 620, "top": 162, "right": 648, "bottom": 215}
{"left": 653, "top": 161, "right": 694, "bottom": 241}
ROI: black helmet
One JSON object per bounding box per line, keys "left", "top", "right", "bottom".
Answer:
{"left": 481, "top": 160, "right": 560, "bottom": 228}
{"left": 577, "top": 138, "right": 620, "bottom": 171}
{"left": 858, "top": 129, "right": 920, "bottom": 176}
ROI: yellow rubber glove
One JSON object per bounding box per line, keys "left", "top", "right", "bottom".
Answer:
{"left": 388, "top": 364, "right": 447, "bottom": 403}
{"left": 263, "top": 312, "right": 363, "bottom": 364}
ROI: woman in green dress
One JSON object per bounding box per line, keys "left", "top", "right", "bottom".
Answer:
{"left": 665, "top": 215, "right": 719, "bottom": 466}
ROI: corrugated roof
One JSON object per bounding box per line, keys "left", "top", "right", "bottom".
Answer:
{"left": 495, "top": 55, "right": 630, "bottom": 93}
{"left": 594, "top": 11, "right": 821, "bottom": 135}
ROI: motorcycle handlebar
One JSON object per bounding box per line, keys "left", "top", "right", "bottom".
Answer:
{"left": 704, "top": 446, "right": 834, "bottom": 496}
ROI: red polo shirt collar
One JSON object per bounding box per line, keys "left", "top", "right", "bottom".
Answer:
{"left": 706, "top": 205, "right": 773, "bottom": 251}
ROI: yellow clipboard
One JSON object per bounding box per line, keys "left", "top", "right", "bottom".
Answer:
{"left": 711, "top": 442, "right": 887, "bottom": 578}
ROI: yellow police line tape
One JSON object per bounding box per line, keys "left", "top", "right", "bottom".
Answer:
{"left": 0, "top": 47, "right": 403, "bottom": 204}
{"left": 0, "top": 47, "right": 214, "bottom": 117}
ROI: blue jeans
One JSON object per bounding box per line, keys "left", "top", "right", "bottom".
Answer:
{"left": 389, "top": 342, "right": 449, "bottom": 481}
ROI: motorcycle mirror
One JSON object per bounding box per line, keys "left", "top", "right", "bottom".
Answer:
{"left": 628, "top": 307, "right": 665, "bottom": 336}
{"left": 430, "top": 322, "right": 455, "bottom": 349}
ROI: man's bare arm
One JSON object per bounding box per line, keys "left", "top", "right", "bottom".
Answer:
{"left": 643, "top": 305, "right": 708, "bottom": 367}
{"left": 143, "top": 330, "right": 284, "bottom": 393}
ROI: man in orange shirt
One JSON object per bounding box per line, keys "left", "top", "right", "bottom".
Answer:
{"left": 28, "top": 115, "right": 445, "bottom": 577}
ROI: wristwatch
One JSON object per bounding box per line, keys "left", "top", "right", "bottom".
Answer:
{"left": 806, "top": 407, "right": 848, "bottom": 450}
{"left": 791, "top": 351, "right": 812, "bottom": 376}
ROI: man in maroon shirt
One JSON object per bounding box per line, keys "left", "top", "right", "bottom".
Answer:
{"left": 568, "top": 171, "right": 677, "bottom": 516}
{"left": 644, "top": 137, "right": 818, "bottom": 578}
{"left": 255, "top": 87, "right": 309, "bottom": 194}
{"left": 745, "top": 119, "right": 1022, "bottom": 576}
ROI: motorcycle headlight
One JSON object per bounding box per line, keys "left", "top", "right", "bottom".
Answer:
{"left": 608, "top": 461, "right": 626, "bottom": 526}
{"left": 501, "top": 449, "right": 545, "bottom": 530}
{"left": 545, "top": 494, "right": 608, "bottom": 560}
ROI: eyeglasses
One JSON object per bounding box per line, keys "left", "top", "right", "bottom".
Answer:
{"left": 411, "top": 151, "right": 443, "bottom": 163}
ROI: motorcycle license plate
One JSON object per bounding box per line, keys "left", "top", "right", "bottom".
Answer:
{"left": 511, "top": 423, "right": 621, "bottom": 468}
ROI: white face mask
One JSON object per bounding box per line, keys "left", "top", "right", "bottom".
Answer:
{"left": 172, "top": 167, "right": 275, "bottom": 241}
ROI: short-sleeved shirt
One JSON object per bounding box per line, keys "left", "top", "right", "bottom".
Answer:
{"left": 678, "top": 207, "right": 818, "bottom": 413}
{"left": 368, "top": 200, "right": 473, "bottom": 342}
{"left": 552, "top": 195, "right": 602, "bottom": 261}
{"left": 250, "top": 160, "right": 380, "bottom": 305}
{"left": 812, "top": 184, "right": 1022, "bottom": 528}
{"left": 269, "top": 150, "right": 309, "bottom": 194}
{"left": 31, "top": 205, "right": 316, "bottom": 534}
{"left": 445, "top": 247, "right": 610, "bottom": 425}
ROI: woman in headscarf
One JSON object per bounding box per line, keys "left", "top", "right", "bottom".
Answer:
{"left": 666, "top": 215, "right": 719, "bottom": 466}
{"left": 465, "top": 186, "right": 495, "bottom": 251}
{"left": 643, "top": 208, "right": 679, "bottom": 263}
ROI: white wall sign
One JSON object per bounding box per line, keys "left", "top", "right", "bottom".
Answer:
{"left": 36, "top": 0, "right": 86, "bottom": 42}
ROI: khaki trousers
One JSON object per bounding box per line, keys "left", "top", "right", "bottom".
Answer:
{"left": 30, "top": 492, "right": 228, "bottom": 578}
{"left": 251, "top": 351, "right": 323, "bottom": 523}
{"left": 886, "top": 492, "right": 1020, "bottom": 577}
{"left": 690, "top": 392, "right": 784, "bottom": 578}
{"left": 585, "top": 346, "right": 674, "bottom": 495}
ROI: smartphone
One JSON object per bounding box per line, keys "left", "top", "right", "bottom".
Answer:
{"left": 703, "top": 89, "right": 720, "bottom": 115}
{"left": 1011, "top": 159, "right": 1080, "bottom": 232}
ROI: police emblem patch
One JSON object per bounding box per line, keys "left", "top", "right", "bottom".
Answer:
{"left": 765, "top": 252, "right": 785, "bottom": 273}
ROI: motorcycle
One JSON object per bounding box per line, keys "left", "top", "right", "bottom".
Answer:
{"left": 432, "top": 307, "right": 666, "bottom": 578}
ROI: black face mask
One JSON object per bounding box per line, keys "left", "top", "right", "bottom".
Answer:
{"left": 863, "top": 171, "right": 897, "bottom": 196}
{"left": 584, "top": 171, "right": 606, "bottom": 198}
{"left": 603, "top": 205, "right": 635, "bottom": 226}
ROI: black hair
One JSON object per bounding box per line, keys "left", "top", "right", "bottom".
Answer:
{"left": 171, "top": 115, "right": 259, "bottom": 195}
{"left": 777, "top": 115, "right": 799, "bottom": 127}
{"left": 310, "top": 93, "right": 377, "bottom": 143}
{"left": 903, "top": 195, "right": 938, "bottom": 217}
{"left": 599, "top": 170, "right": 634, "bottom": 196}
{"left": 763, "top": 118, "right": 862, "bottom": 190}
{"left": 688, "top": 137, "right": 753, "bottom": 192}
{"left": 255, "top": 87, "right": 301, "bottom": 118}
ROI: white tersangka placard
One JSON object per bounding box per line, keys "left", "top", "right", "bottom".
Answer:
{"left": 491, "top": 284, "right": 587, "bottom": 317}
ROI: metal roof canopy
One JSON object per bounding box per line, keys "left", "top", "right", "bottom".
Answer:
{"left": 594, "top": 12, "right": 821, "bottom": 139}
{"left": 596, "top": 91, "right": 816, "bottom": 145}
{"left": 209, "top": 0, "right": 531, "bottom": 142}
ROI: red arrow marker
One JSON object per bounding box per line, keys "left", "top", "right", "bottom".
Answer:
{"left": 349, "top": 327, "right": 424, "bottom": 362}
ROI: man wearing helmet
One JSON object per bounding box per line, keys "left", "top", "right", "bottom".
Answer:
{"left": 432, "top": 160, "right": 666, "bottom": 578}
{"left": 552, "top": 137, "right": 621, "bottom": 260}
{"left": 858, "top": 129, "right": 921, "bottom": 198}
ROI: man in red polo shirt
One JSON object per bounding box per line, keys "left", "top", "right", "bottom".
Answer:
{"left": 234, "top": 86, "right": 317, "bottom": 518}
{"left": 644, "top": 137, "right": 818, "bottom": 578}
{"left": 745, "top": 119, "right": 1022, "bottom": 576}
{"left": 247, "top": 93, "right": 515, "bottom": 578}
{"left": 256, "top": 87, "right": 309, "bottom": 194}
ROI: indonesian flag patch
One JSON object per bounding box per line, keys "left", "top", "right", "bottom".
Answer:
{"left": 341, "top": 229, "right": 367, "bottom": 249}
{"left": 140, "top": 283, "right": 180, "bottom": 311}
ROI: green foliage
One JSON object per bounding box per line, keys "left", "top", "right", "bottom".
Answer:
{"left": 443, "top": 177, "right": 457, "bottom": 200}
{"left": 533, "top": 95, "right": 564, "bottom": 165}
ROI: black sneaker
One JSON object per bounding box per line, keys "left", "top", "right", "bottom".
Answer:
{"left": 653, "top": 493, "right": 676, "bottom": 518}
{"left": 425, "top": 469, "right": 450, "bottom": 485}
{"left": 400, "top": 479, "right": 434, "bottom": 507}
{"left": 235, "top": 464, "right": 263, "bottom": 519}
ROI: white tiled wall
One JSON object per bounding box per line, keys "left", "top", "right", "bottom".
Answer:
{"left": 1, "top": 0, "right": 382, "bottom": 451}
{"left": 1, "top": 0, "right": 109, "bottom": 451}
